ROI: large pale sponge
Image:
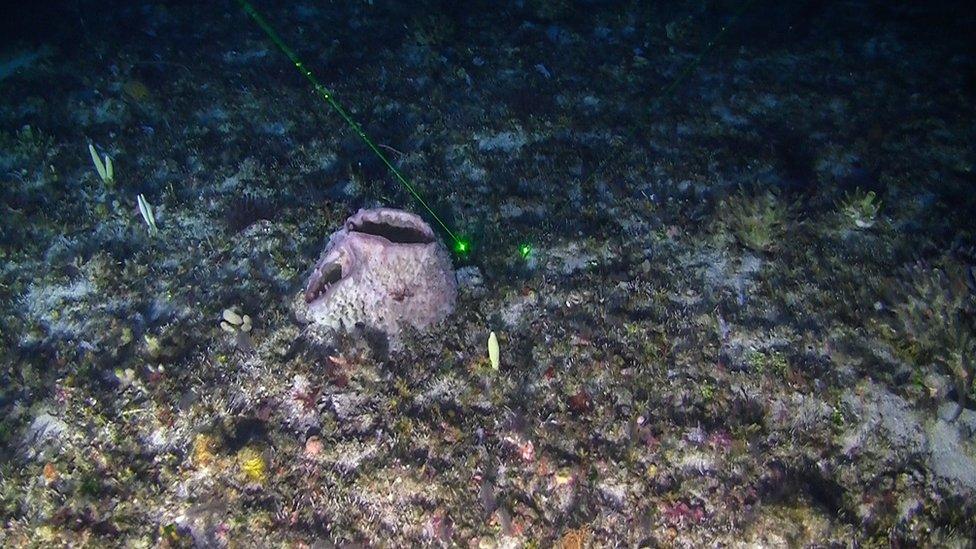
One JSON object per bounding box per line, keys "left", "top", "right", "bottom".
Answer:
{"left": 296, "top": 208, "right": 456, "bottom": 344}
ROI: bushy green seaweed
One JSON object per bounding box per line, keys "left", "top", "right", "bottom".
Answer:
{"left": 891, "top": 261, "right": 976, "bottom": 417}
{"left": 838, "top": 188, "right": 881, "bottom": 229}
{"left": 747, "top": 349, "right": 791, "bottom": 377}
{"left": 719, "top": 188, "right": 791, "bottom": 252}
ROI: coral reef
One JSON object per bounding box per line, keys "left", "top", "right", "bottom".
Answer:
{"left": 0, "top": 0, "right": 975, "bottom": 546}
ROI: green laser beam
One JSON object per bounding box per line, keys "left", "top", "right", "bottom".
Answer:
{"left": 656, "top": 1, "right": 754, "bottom": 103}
{"left": 581, "top": 0, "right": 756, "bottom": 191}
{"left": 236, "top": 0, "right": 464, "bottom": 250}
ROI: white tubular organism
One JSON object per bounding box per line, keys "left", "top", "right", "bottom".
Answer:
{"left": 488, "top": 331, "right": 500, "bottom": 370}
{"left": 88, "top": 143, "right": 114, "bottom": 185}
{"left": 137, "top": 193, "right": 159, "bottom": 237}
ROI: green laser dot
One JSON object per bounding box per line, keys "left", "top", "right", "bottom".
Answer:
{"left": 518, "top": 243, "right": 531, "bottom": 259}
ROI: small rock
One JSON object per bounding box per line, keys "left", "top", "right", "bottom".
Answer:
{"left": 926, "top": 419, "right": 976, "bottom": 495}
{"left": 19, "top": 411, "right": 68, "bottom": 459}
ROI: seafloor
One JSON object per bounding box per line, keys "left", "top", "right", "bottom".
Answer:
{"left": 2, "top": 0, "right": 976, "bottom": 546}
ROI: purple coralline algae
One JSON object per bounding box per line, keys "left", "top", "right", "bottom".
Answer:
{"left": 298, "top": 208, "right": 456, "bottom": 342}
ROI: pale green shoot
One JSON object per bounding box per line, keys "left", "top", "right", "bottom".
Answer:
{"left": 88, "top": 143, "right": 115, "bottom": 185}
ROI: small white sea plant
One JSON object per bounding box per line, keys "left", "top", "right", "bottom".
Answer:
{"left": 488, "top": 331, "right": 500, "bottom": 370}
{"left": 87, "top": 142, "right": 114, "bottom": 185}
{"left": 136, "top": 193, "right": 159, "bottom": 237}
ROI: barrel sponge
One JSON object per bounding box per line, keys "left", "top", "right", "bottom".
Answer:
{"left": 297, "top": 208, "right": 456, "bottom": 343}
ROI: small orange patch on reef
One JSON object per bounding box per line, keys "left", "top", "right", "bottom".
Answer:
{"left": 557, "top": 527, "right": 589, "bottom": 549}
{"left": 42, "top": 462, "right": 58, "bottom": 484}
{"left": 191, "top": 433, "right": 217, "bottom": 467}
